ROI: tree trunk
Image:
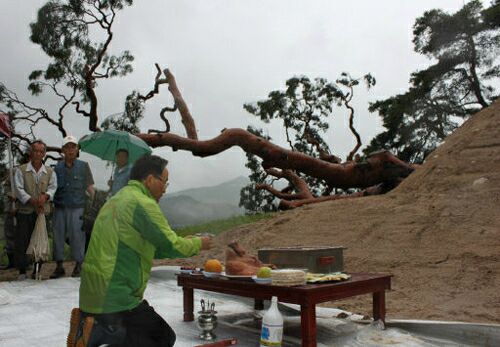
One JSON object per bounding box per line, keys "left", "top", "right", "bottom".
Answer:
{"left": 137, "top": 130, "right": 413, "bottom": 190}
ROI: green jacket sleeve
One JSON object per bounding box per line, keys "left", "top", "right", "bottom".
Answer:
{"left": 132, "top": 199, "right": 202, "bottom": 259}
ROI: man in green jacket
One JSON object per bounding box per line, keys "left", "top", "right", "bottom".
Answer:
{"left": 68, "top": 155, "right": 212, "bottom": 347}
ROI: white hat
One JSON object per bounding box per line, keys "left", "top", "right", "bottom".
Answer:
{"left": 62, "top": 135, "right": 78, "bottom": 147}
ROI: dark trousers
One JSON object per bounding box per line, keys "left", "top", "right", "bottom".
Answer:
{"left": 84, "top": 300, "right": 176, "bottom": 347}
{"left": 4, "top": 213, "right": 16, "bottom": 267}
{"left": 15, "top": 212, "right": 38, "bottom": 274}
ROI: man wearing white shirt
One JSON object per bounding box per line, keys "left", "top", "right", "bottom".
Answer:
{"left": 14, "top": 140, "right": 57, "bottom": 280}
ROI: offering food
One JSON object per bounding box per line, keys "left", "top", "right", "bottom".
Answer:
{"left": 257, "top": 266, "right": 272, "bottom": 279}
{"left": 225, "top": 242, "right": 273, "bottom": 276}
{"left": 306, "top": 272, "right": 351, "bottom": 283}
{"left": 271, "top": 269, "right": 306, "bottom": 286}
{"left": 204, "top": 259, "right": 223, "bottom": 273}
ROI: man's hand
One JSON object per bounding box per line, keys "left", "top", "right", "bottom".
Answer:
{"left": 38, "top": 193, "right": 49, "bottom": 205}
{"left": 36, "top": 193, "right": 49, "bottom": 214}
{"left": 87, "top": 185, "right": 95, "bottom": 200}
{"left": 29, "top": 197, "right": 39, "bottom": 207}
{"left": 36, "top": 204, "right": 44, "bottom": 214}
{"left": 200, "top": 236, "right": 213, "bottom": 250}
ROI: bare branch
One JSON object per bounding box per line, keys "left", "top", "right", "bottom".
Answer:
{"left": 256, "top": 168, "right": 314, "bottom": 203}
{"left": 1, "top": 83, "right": 66, "bottom": 138}
{"left": 304, "top": 128, "right": 341, "bottom": 163}
{"left": 345, "top": 85, "right": 362, "bottom": 162}
{"left": 279, "top": 183, "right": 384, "bottom": 209}
{"left": 140, "top": 66, "right": 198, "bottom": 139}
{"left": 138, "top": 64, "right": 164, "bottom": 101}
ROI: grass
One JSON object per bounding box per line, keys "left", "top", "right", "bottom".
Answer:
{"left": 175, "top": 213, "right": 275, "bottom": 237}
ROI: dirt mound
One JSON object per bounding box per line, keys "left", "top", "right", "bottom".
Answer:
{"left": 167, "top": 100, "right": 500, "bottom": 323}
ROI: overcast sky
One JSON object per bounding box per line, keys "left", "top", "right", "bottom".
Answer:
{"left": 0, "top": 0, "right": 468, "bottom": 192}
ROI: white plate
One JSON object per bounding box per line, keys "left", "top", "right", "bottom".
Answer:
{"left": 202, "top": 271, "right": 222, "bottom": 278}
{"left": 251, "top": 276, "right": 272, "bottom": 284}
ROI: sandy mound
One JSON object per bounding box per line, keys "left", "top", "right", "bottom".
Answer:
{"left": 166, "top": 99, "right": 500, "bottom": 324}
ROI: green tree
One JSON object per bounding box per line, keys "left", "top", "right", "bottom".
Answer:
{"left": 241, "top": 73, "right": 375, "bottom": 213}
{"left": 0, "top": 0, "right": 135, "bottom": 151}
{"left": 101, "top": 91, "right": 144, "bottom": 133}
{"left": 366, "top": 0, "right": 500, "bottom": 163}
{"left": 239, "top": 127, "right": 279, "bottom": 213}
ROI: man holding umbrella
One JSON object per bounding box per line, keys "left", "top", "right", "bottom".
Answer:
{"left": 51, "top": 135, "right": 95, "bottom": 279}
{"left": 108, "top": 148, "right": 132, "bottom": 196}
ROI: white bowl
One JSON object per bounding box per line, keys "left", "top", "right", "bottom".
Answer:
{"left": 252, "top": 276, "right": 272, "bottom": 284}
{"left": 179, "top": 269, "right": 193, "bottom": 274}
{"left": 202, "top": 271, "right": 222, "bottom": 278}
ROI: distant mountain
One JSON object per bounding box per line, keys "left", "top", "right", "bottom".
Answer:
{"left": 167, "top": 176, "right": 249, "bottom": 206}
{"left": 160, "top": 176, "right": 249, "bottom": 227}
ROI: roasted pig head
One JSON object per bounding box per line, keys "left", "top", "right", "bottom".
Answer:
{"left": 225, "top": 241, "right": 274, "bottom": 276}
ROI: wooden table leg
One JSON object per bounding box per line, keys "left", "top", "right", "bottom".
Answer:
{"left": 300, "top": 302, "right": 317, "bottom": 347}
{"left": 254, "top": 299, "right": 264, "bottom": 311}
{"left": 183, "top": 287, "right": 194, "bottom": 321}
{"left": 373, "top": 290, "right": 386, "bottom": 323}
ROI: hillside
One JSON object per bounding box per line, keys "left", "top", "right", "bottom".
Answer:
{"left": 166, "top": 99, "right": 500, "bottom": 324}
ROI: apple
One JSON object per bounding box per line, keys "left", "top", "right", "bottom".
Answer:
{"left": 257, "top": 266, "right": 272, "bottom": 278}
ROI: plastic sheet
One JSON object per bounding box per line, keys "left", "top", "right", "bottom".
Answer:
{"left": 0, "top": 266, "right": 498, "bottom": 346}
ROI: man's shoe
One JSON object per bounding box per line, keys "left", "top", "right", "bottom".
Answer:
{"left": 71, "top": 263, "right": 82, "bottom": 278}
{"left": 7, "top": 254, "right": 15, "bottom": 269}
{"left": 67, "top": 308, "right": 81, "bottom": 347}
{"left": 66, "top": 308, "right": 95, "bottom": 347}
{"left": 76, "top": 316, "right": 95, "bottom": 347}
{"left": 50, "top": 266, "right": 66, "bottom": 279}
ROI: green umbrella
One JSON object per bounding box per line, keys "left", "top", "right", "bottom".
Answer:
{"left": 79, "top": 130, "right": 152, "bottom": 164}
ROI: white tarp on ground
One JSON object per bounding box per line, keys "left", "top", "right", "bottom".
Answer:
{"left": 0, "top": 266, "right": 496, "bottom": 347}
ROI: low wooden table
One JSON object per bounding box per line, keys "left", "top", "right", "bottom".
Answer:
{"left": 177, "top": 273, "right": 391, "bottom": 347}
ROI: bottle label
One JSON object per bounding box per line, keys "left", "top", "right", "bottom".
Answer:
{"left": 260, "top": 324, "right": 283, "bottom": 347}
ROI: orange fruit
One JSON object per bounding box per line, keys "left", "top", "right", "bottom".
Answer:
{"left": 204, "top": 259, "right": 223, "bottom": 273}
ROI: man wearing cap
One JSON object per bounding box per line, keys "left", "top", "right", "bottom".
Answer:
{"left": 51, "top": 135, "right": 95, "bottom": 279}
{"left": 13, "top": 140, "right": 57, "bottom": 280}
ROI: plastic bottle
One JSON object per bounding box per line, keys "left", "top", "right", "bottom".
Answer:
{"left": 260, "top": 296, "right": 284, "bottom": 347}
